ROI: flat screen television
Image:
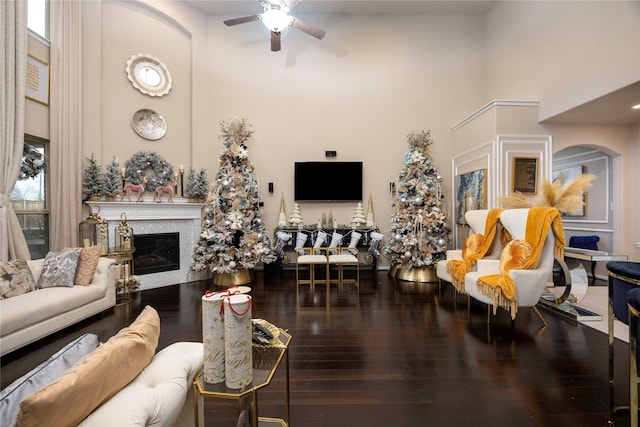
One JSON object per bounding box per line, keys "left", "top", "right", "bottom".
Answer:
{"left": 294, "top": 161, "right": 363, "bottom": 202}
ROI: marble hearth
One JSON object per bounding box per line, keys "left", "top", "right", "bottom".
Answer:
{"left": 89, "top": 201, "right": 207, "bottom": 290}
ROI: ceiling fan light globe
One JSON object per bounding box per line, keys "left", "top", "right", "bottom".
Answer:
{"left": 261, "top": 9, "right": 291, "bottom": 32}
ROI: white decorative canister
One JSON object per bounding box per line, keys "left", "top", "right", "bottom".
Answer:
{"left": 224, "top": 294, "right": 253, "bottom": 389}
{"left": 201, "top": 291, "right": 228, "bottom": 384}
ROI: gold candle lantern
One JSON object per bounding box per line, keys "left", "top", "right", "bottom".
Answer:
{"left": 79, "top": 205, "right": 109, "bottom": 255}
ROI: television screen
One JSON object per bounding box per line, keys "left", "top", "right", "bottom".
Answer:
{"left": 294, "top": 162, "right": 363, "bottom": 202}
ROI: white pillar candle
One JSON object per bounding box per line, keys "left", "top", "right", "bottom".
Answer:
{"left": 224, "top": 294, "right": 253, "bottom": 389}
{"left": 202, "top": 291, "right": 228, "bottom": 384}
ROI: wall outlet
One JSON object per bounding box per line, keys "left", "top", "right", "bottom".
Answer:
{"left": 635, "top": 242, "right": 640, "bottom": 248}
{"left": 325, "top": 150, "right": 337, "bottom": 157}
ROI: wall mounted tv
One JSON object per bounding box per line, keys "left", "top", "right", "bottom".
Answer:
{"left": 294, "top": 161, "right": 363, "bottom": 202}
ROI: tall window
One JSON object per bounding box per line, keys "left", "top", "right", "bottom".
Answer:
{"left": 11, "top": 137, "right": 49, "bottom": 258}
{"left": 28, "top": 0, "right": 49, "bottom": 40}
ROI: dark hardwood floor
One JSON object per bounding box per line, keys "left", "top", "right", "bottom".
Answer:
{"left": 1, "top": 270, "right": 632, "bottom": 426}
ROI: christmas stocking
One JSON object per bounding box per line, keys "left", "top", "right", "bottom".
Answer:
{"left": 328, "top": 232, "right": 344, "bottom": 254}
{"left": 369, "top": 232, "right": 384, "bottom": 257}
{"left": 313, "top": 230, "right": 328, "bottom": 251}
{"left": 346, "top": 231, "right": 362, "bottom": 255}
{"left": 295, "top": 232, "right": 308, "bottom": 255}
{"left": 275, "top": 231, "right": 291, "bottom": 258}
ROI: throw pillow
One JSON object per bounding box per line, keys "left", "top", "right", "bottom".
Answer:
{"left": 0, "top": 333, "right": 99, "bottom": 427}
{"left": 37, "top": 249, "right": 82, "bottom": 289}
{"left": 462, "top": 233, "right": 485, "bottom": 258}
{"left": 0, "top": 259, "right": 37, "bottom": 300}
{"left": 499, "top": 239, "right": 533, "bottom": 274}
{"left": 63, "top": 245, "right": 101, "bottom": 286}
{"left": 15, "top": 305, "right": 160, "bottom": 427}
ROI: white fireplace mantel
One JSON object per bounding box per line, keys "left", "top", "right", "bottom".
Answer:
{"left": 88, "top": 201, "right": 207, "bottom": 290}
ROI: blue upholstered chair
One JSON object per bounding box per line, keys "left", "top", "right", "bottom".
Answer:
{"left": 627, "top": 287, "right": 640, "bottom": 427}
{"left": 606, "top": 261, "right": 640, "bottom": 424}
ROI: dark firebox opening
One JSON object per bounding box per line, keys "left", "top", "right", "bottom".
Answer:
{"left": 133, "top": 232, "right": 180, "bottom": 275}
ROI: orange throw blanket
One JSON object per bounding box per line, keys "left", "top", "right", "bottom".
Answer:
{"left": 446, "top": 208, "right": 504, "bottom": 293}
{"left": 477, "top": 207, "right": 566, "bottom": 319}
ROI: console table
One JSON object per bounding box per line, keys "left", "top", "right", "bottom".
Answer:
{"left": 275, "top": 226, "right": 381, "bottom": 272}
{"left": 193, "top": 324, "right": 291, "bottom": 427}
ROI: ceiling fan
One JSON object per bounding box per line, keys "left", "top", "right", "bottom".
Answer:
{"left": 223, "top": 0, "right": 326, "bottom": 52}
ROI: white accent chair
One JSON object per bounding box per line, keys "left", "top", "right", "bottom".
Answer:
{"left": 464, "top": 208, "right": 554, "bottom": 325}
{"left": 295, "top": 248, "right": 328, "bottom": 292}
{"left": 328, "top": 247, "right": 359, "bottom": 289}
{"left": 436, "top": 209, "right": 502, "bottom": 298}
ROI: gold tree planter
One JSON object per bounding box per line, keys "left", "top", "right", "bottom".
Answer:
{"left": 393, "top": 266, "right": 437, "bottom": 283}
{"left": 213, "top": 269, "right": 255, "bottom": 286}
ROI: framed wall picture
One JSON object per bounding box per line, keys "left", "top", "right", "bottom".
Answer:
{"left": 553, "top": 165, "right": 587, "bottom": 216}
{"left": 26, "top": 54, "right": 49, "bottom": 105}
{"left": 512, "top": 157, "right": 538, "bottom": 194}
{"left": 454, "top": 168, "right": 487, "bottom": 225}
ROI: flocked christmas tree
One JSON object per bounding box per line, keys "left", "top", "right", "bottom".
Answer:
{"left": 82, "top": 154, "right": 103, "bottom": 201}
{"left": 383, "top": 130, "right": 451, "bottom": 272}
{"left": 103, "top": 156, "right": 122, "bottom": 198}
{"left": 191, "top": 117, "right": 276, "bottom": 274}
{"left": 184, "top": 167, "right": 198, "bottom": 199}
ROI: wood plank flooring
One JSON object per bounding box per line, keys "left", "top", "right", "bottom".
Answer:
{"left": 1, "top": 270, "right": 633, "bottom": 426}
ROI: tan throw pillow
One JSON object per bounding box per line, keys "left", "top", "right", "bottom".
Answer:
{"left": 499, "top": 239, "right": 533, "bottom": 274}
{"left": 63, "top": 245, "right": 101, "bottom": 286}
{"left": 0, "top": 260, "right": 37, "bottom": 300}
{"left": 462, "top": 233, "right": 485, "bottom": 258}
{"left": 15, "top": 306, "right": 160, "bottom": 427}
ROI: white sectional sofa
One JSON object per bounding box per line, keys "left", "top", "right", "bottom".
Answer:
{"left": 0, "top": 256, "right": 117, "bottom": 357}
{"left": 1, "top": 306, "right": 204, "bottom": 427}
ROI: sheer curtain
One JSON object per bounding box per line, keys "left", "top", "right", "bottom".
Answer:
{"left": 0, "top": 1, "right": 30, "bottom": 262}
{"left": 49, "top": 0, "right": 82, "bottom": 251}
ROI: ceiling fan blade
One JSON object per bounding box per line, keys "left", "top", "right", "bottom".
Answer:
{"left": 284, "top": 0, "right": 303, "bottom": 8}
{"left": 224, "top": 15, "right": 260, "bottom": 26}
{"left": 292, "top": 18, "right": 326, "bottom": 40}
{"left": 271, "top": 31, "right": 282, "bottom": 51}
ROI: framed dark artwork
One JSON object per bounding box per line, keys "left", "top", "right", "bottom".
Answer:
{"left": 454, "top": 168, "right": 487, "bottom": 225}
{"left": 512, "top": 157, "right": 538, "bottom": 194}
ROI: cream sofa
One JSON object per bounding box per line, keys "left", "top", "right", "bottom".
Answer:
{"left": 0, "top": 257, "right": 118, "bottom": 357}
{"left": 2, "top": 306, "right": 204, "bottom": 427}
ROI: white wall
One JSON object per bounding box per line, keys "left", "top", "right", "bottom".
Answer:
{"left": 484, "top": 0, "right": 640, "bottom": 121}
{"left": 25, "top": 0, "right": 640, "bottom": 270}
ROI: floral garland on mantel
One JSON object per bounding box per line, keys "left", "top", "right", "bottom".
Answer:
{"left": 124, "top": 150, "right": 174, "bottom": 192}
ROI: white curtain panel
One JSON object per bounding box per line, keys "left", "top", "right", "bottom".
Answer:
{"left": 49, "top": 0, "right": 82, "bottom": 250}
{"left": 0, "top": 1, "right": 30, "bottom": 262}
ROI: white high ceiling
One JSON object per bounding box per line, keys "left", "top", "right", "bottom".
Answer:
{"left": 181, "top": 0, "right": 497, "bottom": 15}
{"left": 181, "top": 0, "right": 640, "bottom": 125}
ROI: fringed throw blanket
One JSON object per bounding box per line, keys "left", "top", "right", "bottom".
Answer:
{"left": 446, "top": 208, "right": 505, "bottom": 293}
{"left": 476, "top": 207, "right": 566, "bottom": 319}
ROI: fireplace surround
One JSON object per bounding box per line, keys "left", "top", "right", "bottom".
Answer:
{"left": 88, "top": 201, "right": 206, "bottom": 290}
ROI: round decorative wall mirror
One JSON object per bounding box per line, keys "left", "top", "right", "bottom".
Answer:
{"left": 125, "top": 54, "right": 172, "bottom": 97}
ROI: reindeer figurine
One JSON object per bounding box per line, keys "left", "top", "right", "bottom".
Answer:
{"left": 153, "top": 180, "right": 175, "bottom": 203}
{"left": 121, "top": 177, "right": 148, "bottom": 202}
